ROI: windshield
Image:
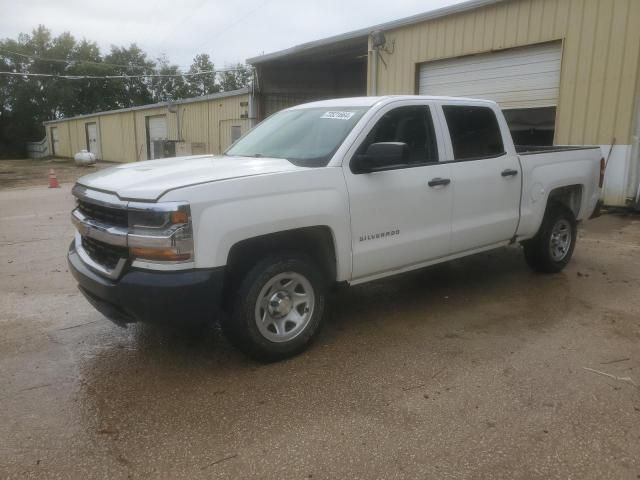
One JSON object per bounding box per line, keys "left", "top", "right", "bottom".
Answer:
{"left": 226, "top": 106, "right": 369, "bottom": 166}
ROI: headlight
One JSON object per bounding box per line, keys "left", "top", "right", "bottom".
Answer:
{"left": 127, "top": 202, "right": 194, "bottom": 263}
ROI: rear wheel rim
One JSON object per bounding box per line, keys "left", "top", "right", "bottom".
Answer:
{"left": 549, "top": 219, "right": 572, "bottom": 261}
{"left": 255, "top": 272, "right": 315, "bottom": 343}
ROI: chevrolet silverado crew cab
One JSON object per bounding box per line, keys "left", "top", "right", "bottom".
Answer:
{"left": 68, "top": 96, "right": 604, "bottom": 361}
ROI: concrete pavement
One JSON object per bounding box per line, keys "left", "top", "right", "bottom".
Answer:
{"left": 1, "top": 181, "right": 639, "bottom": 479}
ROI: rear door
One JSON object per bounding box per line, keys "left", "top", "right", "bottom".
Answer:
{"left": 343, "top": 102, "right": 453, "bottom": 280}
{"left": 438, "top": 104, "right": 521, "bottom": 253}
{"left": 85, "top": 123, "right": 101, "bottom": 159}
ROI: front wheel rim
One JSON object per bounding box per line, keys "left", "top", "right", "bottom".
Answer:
{"left": 549, "top": 219, "right": 572, "bottom": 261}
{"left": 254, "top": 272, "right": 315, "bottom": 343}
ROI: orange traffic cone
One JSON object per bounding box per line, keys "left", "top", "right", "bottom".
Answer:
{"left": 48, "top": 169, "right": 60, "bottom": 188}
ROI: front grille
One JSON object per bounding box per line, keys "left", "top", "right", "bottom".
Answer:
{"left": 81, "top": 236, "right": 128, "bottom": 270}
{"left": 78, "top": 200, "right": 128, "bottom": 228}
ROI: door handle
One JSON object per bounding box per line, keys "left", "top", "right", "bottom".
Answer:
{"left": 428, "top": 177, "right": 451, "bottom": 187}
{"left": 501, "top": 168, "right": 519, "bottom": 177}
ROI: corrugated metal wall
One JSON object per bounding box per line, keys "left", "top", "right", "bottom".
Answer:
{"left": 178, "top": 102, "right": 209, "bottom": 151}
{"left": 219, "top": 118, "right": 252, "bottom": 149}
{"left": 46, "top": 93, "right": 250, "bottom": 162}
{"left": 369, "top": 0, "right": 640, "bottom": 145}
{"left": 207, "top": 96, "right": 250, "bottom": 153}
{"left": 262, "top": 93, "right": 324, "bottom": 118}
{"left": 100, "top": 113, "right": 137, "bottom": 161}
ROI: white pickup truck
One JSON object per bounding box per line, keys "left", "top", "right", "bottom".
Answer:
{"left": 68, "top": 96, "right": 604, "bottom": 360}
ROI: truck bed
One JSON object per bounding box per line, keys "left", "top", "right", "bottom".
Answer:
{"left": 515, "top": 144, "right": 602, "bottom": 240}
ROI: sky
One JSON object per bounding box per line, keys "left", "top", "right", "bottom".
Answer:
{"left": 0, "top": 0, "right": 467, "bottom": 69}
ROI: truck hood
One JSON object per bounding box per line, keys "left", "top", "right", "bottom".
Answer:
{"left": 77, "top": 155, "right": 306, "bottom": 201}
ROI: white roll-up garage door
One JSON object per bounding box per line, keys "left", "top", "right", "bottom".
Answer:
{"left": 418, "top": 42, "right": 562, "bottom": 109}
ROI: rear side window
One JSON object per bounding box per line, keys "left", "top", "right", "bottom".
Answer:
{"left": 442, "top": 106, "right": 505, "bottom": 160}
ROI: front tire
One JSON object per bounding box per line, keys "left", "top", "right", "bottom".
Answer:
{"left": 222, "top": 253, "right": 326, "bottom": 362}
{"left": 523, "top": 204, "right": 577, "bottom": 273}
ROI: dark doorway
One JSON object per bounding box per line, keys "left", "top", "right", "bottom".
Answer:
{"left": 503, "top": 107, "right": 556, "bottom": 146}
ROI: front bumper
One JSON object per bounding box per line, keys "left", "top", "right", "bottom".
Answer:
{"left": 68, "top": 241, "right": 224, "bottom": 327}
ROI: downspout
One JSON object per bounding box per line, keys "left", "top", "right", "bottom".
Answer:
{"left": 368, "top": 32, "right": 378, "bottom": 96}
{"left": 248, "top": 69, "right": 257, "bottom": 127}
{"left": 66, "top": 124, "right": 72, "bottom": 158}
{"left": 132, "top": 111, "right": 139, "bottom": 161}
{"left": 97, "top": 116, "right": 104, "bottom": 160}
{"left": 176, "top": 106, "right": 182, "bottom": 142}
{"left": 248, "top": 92, "right": 256, "bottom": 127}
{"left": 370, "top": 47, "right": 378, "bottom": 96}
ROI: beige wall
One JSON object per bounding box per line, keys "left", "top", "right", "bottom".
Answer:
{"left": 369, "top": 0, "right": 640, "bottom": 145}
{"left": 46, "top": 93, "right": 250, "bottom": 162}
{"left": 207, "top": 96, "right": 251, "bottom": 153}
{"left": 100, "top": 112, "right": 137, "bottom": 162}
{"left": 48, "top": 123, "right": 70, "bottom": 158}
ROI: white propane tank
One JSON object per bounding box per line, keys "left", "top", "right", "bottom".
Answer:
{"left": 74, "top": 150, "right": 96, "bottom": 166}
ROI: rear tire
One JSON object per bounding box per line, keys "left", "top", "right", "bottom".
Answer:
{"left": 523, "top": 204, "right": 577, "bottom": 273}
{"left": 222, "top": 253, "right": 326, "bottom": 362}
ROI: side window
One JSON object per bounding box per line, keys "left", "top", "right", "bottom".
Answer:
{"left": 356, "top": 106, "right": 438, "bottom": 167}
{"left": 442, "top": 106, "right": 505, "bottom": 160}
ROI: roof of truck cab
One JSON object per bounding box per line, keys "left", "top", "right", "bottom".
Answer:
{"left": 288, "top": 96, "right": 498, "bottom": 109}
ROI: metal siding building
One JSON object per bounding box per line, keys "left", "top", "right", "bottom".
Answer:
{"left": 249, "top": 0, "right": 640, "bottom": 208}
{"left": 44, "top": 89, "right": 251, "bottom": 163}
{"left": 367, "top": 0, "right": 640, "bottom": 207}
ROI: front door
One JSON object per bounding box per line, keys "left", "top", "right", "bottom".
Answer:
{"left": 85, "top": 123, "right": 101, "bottom": 159}
{"left": 440, "top": 104, "right": 521, "bottom": 253}
{"left": 344, "top": 104, "right": 453, "bottom": 280}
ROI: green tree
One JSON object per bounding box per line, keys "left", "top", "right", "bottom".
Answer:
{"left": 102, "top": 44, "right": 156, "bottom": 108}
{"left": 186, "top": 53, "right": 219, "bottom": 96}
{"left": 0, "top": 25, "right": 243, "bottom": 157}
{"left": 149, "top": 55, "right": 191, "bottom": 102}
{"left": 0, "top": 26, "right": 62, "bottom": 156}
{"left": 64, "top": 39, "right": 112, "bottom": 115}
{"left": 218, "top": 63, "right": 252, "bottom": 92}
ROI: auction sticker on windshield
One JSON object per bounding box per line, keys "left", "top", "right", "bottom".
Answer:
{"left": 321, "top": 111, "right": 355, "bottom": 120}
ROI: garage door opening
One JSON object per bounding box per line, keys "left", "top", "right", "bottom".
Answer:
{"left": 503, "top": 107, "right": 556, "bottom": 146}
{"left": 418, "top": 41, "right": 562, "bottom": 146}
{"left": 250, "top": 35, "right": 368, "bottom": 119}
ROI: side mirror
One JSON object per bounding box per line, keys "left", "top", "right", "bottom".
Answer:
{"left": 353, "top": 142, "right": 409, "bottom": 173}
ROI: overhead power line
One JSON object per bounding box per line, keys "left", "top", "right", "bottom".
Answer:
{"left": 0, "top": 67, "right": 248, "bottom": 80}
{"left": 0, "top": 48, "right": 230, "bottom": 71}
{"left": 0, "top": 48, "right": 155, "bottom": 70}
